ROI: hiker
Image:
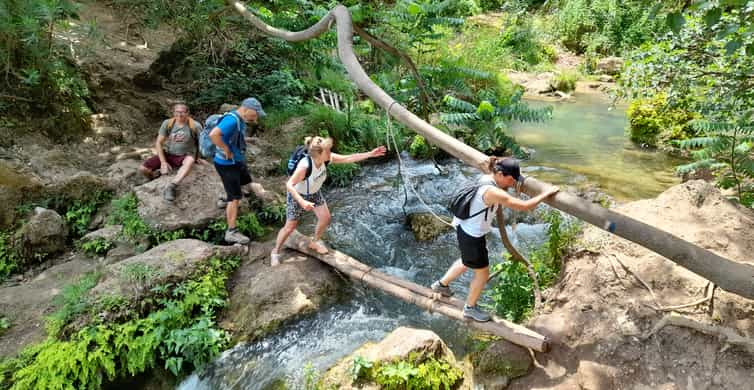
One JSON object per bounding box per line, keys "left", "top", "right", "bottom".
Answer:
{"left": 138, "top": 102, "right": 202, "bottom": 201}
{"left": 270, "top": 136, "right": 387, "bottom": 266}
{"left": 431, "top": 157, "right": 559, "bottom": 322}
{"left": 209, "top": 97, "right": 266, "bottom": 245}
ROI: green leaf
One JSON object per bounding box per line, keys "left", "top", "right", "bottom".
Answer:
{"left": 746, "top": 44, "right": 754, "bottom": 56}
{"left": 725, "top": 39, "right": 743, "bottom": 55}
{"left": 704, "top": 8, "right": 722, "bottom": 27}
{"left": 648, "top": 3, "right": 663, "bottom": 20}
{"left": 407, "top": 3, "right": 422, "bottom": 16}
{"left": 666, "top": 12, "right": 685, "bottom": 34}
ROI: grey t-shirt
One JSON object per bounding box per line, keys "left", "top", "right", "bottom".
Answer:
{"left": 158, "top": 119, "right": 198, "bottom": 157}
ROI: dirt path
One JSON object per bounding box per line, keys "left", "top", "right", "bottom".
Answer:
{"left": 512, "top": 180, "right": 754, "bottom": 390}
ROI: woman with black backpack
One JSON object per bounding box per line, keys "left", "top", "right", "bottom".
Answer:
{"left": 431, "top": 157, "right": 559, "bottom": 322}
{"left": 270, "top": 136, "right": 386, "bottom": 266}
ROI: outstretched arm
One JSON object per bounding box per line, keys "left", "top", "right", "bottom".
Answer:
{"left": 483, "top": 186, "right": 559, "bottom": 212}
{"left": 330, "top": 146, "right": 386, "bottom": 164}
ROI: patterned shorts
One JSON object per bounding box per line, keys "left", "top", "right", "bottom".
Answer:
{"left": 286, "top": 191, "right": 326, "bottom": 221}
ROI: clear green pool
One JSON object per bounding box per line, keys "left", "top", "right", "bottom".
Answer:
{"left": 510, "top": 93, "right": 685, "bottom": 201}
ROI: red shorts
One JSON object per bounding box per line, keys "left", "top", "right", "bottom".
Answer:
{"left": 142, "top": 154, "right": 188, "bottom": 171}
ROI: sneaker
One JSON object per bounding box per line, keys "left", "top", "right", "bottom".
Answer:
{"left": 270, "top": 251, "right": 281, "bottom": 267}
{"left": 430, "top": 280, "right": 453, "bottom": 297}
{"left": 463, "top": 304, "right": 491, "bottom": 322}
{"left": 224, "top": 229, "right": 250, "bottom": 245}
{"left": 163, "top": 183, "right": 176, "bottom": 201}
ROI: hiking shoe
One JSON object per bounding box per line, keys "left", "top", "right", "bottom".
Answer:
{"left": 163, "top": 183, "right": 177, "bottom": 201}
{"left": 270, "top": 251, "right": 281, "bottom": 267}
{"left": 431, "top": 280, "right": 453, "bottom": 297}
{"left": 224, "top": 229, "right": 250, "bottom": 245}
{"left": 463, "top": 305, "right": 491, "bottom": 322}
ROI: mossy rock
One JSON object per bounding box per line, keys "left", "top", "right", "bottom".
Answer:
{"left": 468, "top": 339, "right": 532, "bottom": 385}
{"left": 407, "top": 213, "right": 453, "bottom": 241}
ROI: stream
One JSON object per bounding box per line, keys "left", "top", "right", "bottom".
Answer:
{"left": 178, "top": 94, "right": 682, "bottom": 389}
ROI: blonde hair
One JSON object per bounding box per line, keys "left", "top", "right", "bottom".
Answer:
{"left": 304, "top": 136, "right": 334, "bottom": 158}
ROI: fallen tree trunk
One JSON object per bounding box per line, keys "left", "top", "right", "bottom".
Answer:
{"left": 285, "top": 230, "right": 550, "bottom": 352}
{"left": 229, "top": 1, "right": 754, "bottom": 299}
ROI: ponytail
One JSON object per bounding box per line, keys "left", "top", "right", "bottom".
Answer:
{"left": 304, "top": 136, "right": 334, "bottom": 158}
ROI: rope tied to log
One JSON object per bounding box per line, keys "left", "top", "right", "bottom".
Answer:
{"left": 385, "top": 101, "right": 454, "bottom": 228}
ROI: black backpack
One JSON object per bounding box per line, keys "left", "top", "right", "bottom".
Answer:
{"left": 447, "top": 178, "right": 495, "bottom": 220}
{"left": 286, "top": 145, "right": 330, "bottom": 194}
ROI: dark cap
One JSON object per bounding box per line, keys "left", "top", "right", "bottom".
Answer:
{"left": 494, "top": 158, "right": 521, "bottom": 181}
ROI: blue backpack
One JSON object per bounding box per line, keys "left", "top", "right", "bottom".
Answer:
{"left": 200, "top": 112, "right": 242, "bottom": 159}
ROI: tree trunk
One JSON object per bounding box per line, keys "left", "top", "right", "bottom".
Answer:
{"left": 285, "top": 230, "right": 550, "bottom": 352}
{"left": 228, "top": 1, "right": 754, "bottom": 300}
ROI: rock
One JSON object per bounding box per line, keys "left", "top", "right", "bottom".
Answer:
{"left": 104, "top": 241, "right": 142, "bottom": 264}
{"left": 220, "top": 246, "right": 342, "bottom": 342}
{"left": 116, "top": 148, "right": 152, "bottom": 161}
{"left": 0, "top": 161, "right": 43, "bottom": 229}
{"left": 106, "top": 159, "right": 149, "bottom": 192}
{"left": 577, "top": 361, "right": 618, "bottom": 390}
{"left": 45, "top": 172, "right": 113, "bottom": 202}
{"left": 680, "top": 167, "right": 714, "bottom": 183}
{"left": 81, "top": 225, "right": 123, "bottom": 243}
{"left": 407, "top": 213, "right": 453, "bottom": 241}
{"left": 133, "top": 163, "right": 229, "bottom": 231}
{"left": 19, "top": 207, "right": 68, "bottom": 261}
{"left": 90, "top": 239, "right": 245, "bottom": 302}
{"left": 468, "top": 339, "right": 532, "bottom": 388}
{"left": 321, "top": 327, "right": 458, "bottom": 389}
{"left": 598, "top": 74, "right": 615, "bottom": 83}
{"left": 588, "top": 82, "right": 601, "bottom": 89}
{"left": 596, "top": 57, "right": 623, "bottom": 76}
{"left": 0, "top": 256, "right": 96, "bottom": 358}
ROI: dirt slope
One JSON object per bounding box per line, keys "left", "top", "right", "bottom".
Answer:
{"left": 512, "top": 180, "right": 754, "bottom": 389}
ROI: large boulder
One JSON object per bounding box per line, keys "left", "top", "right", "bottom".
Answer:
{"left": 596, "top": 56, "right": 623, "bottom": 76}
{"left": 106, "top": 159, "right": 149, "bottom": 192}
{"left": 220, "top": 244, "right": 342, "bottom": 342}
{"left": 321, "top": 327, "right": 459, "bottom": 389}
{"left": 0, "top": 161, "right": 44, "bottom": 229}
{"left": 90, "top": 239, "right": 246, "bottom": 302}
{"left": 467, "top": 339, "right": 532, "bottom": 389}
{"left": 133, "top": 163, "right": 227, "bottom": 231}
{"left": 407, "top": 212, "right": 453, "bottom": 241}
{"left": 19, "top": 207, "right": 68, "bottom": 261}
{"left": 0, "top": 256, "right": 96, "bottom": 358}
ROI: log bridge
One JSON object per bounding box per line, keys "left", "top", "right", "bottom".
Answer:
{"left": 285, "top": 230, "right": 550, "bottom": 352}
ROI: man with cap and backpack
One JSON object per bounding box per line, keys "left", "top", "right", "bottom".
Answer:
{"left": 207, "top": 97, "right": 266, "bottom": 245}
{"left": 138, "top": 102, "right": 203, "bottom": 201}
{"left": 431, "top": 157, "right": 559, "bottom": 322}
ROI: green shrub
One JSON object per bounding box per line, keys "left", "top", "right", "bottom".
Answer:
{"left": 553, "top": 70, "right": 578, "bottom": 93}
{"left": 327, "top": 163, "right": 361, "bottom": 187}
{"left": 0, "top": 231, "right": 20, "bottom": 280}
{"left": 64, "top": 191, "right": 112, "bottom": 238}
{"left": 626, "top": 94, "right": 700, "bottom": 147}
{"left": 237, "top": 213, "right": 264, "bottom": 239}
{"left": 4, "top": 257, "right": 239, "bottom": 389}
{"left": 487, "top": 211, "right": 580, "bottom": 322}
{"left": 46, "top": 272, "right": 102, "bottom": 338}
{"left": 258, "top": 202, "right": 287, "bottom": 226}
{"left": 108, "top": 193, "right": 152, "bottom": 240}
{"left": 372, "top": 357, "right": 463, "bottom": 390}
{"left": 79, "top": 238, "right": 114, "bottom": 257}
{"left": 408, "top": 135, "right": 433, "bottom": 159}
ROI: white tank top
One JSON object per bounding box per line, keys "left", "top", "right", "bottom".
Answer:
{"left": 452, "top": 177, "right": 498, "bottom": 238}
{"left": 293, "top": 157, "right": 328, "bottom": 195}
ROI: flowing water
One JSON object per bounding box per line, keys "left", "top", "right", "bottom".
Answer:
{"left": 178, "top": 95, "right": 682, "bottom": 389}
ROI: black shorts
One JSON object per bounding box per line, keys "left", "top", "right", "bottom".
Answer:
{"left": 457, "top": 225, "right": 489, "bottom": 269}
{"left": 214, "top": 162, "right": 252, "bottom": 201}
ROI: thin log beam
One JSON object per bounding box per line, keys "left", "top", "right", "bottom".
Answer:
{"left": 285, "top": 230, "right": 549, "bottom": 352}
{"left": 229, "top": 1, "right": 754, "bottom": 299}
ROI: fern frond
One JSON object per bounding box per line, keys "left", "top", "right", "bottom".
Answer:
{"left": 440, "top": 112, "right": 478, "bottom": 125}
{"left": 690, "top": 120, "right": 735, "bottom": 133}
{"left": 442, "top": 95, "right": 476, "bottom": 112}
{"left": 678, "top": 136, "right": 720, "bottom": 149}
{"left": 675, "top": 158, "right": 718, "bottom": 174}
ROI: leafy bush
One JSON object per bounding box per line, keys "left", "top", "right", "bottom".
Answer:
{"left": 46, "top": 272, "right": 102, "bottom": 338}
{"left": 79, "top": 238, "right": 114, "bottom": 257}
{"left": 327, "top": 163, "right": 361, "bottom": 187}
{"left": 487, "top": 210, "right": 580, "bottom": 322}
{"left": 626, "top": 94, "right": 700, "bottom": 147}
{"left": 372, "top": 357, "right": 463, "bottom": 390}
{"left": 237, "top": 213, "right": 264, "bottom": 239}
{"left": 0, "top": 0, "right": 93, "bottom": 139}
{"left": 349, "top": 356, "right": 374, "bottom": 381}
{"left": 108, "top": 193, "right": 152, "bottom": 240}
{"left": 553, "top": 70, "right": 578, "bottom": 93}
{"left": 408, "top": 135, "right": 433, "bottom": 159}
{"left": 554, "top": 0, "right": 666, "bottom": 55}
{"left": 3, "top": 257, "right": 239, "bottom": 389}
{"left": 258, "top": 202, "right": 287, "bottom": 226}
{"left": 64, "top": 191, "right": 112, "bottom": 238}
{"left": 0, "top": 231, "right": 20, "bottom": 280}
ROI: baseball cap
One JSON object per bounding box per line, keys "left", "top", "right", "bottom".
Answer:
{"left": 495, "top": 158, "right": 521, "bottom": 182}
{"left": 241, "top": 97, "right": 266, "bottom": 118}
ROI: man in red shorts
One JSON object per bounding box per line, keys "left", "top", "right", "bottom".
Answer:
{"left": 139, "top": 102, "right": 202, "bottom": 201}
